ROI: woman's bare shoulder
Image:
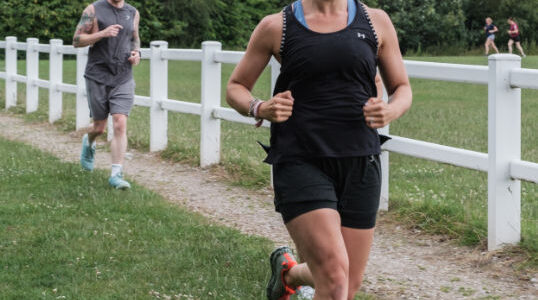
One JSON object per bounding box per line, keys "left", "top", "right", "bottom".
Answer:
{"left": 256, "top": 11, "right": 284, "bottom": 37}
{"left": 364, "top": 6, "right": 392, "bottom": 28}
{"left": 250, "top": 11, "right": 284, "bottom": 56}
{"left": 363, "top": 5, "right": 396, "bottom": 47}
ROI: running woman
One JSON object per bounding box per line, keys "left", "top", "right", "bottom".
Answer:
{"left": 73, "top": 0, "right": 141, "bottom": 189}
{"left": 507, "top": 17, "right": 526, "bottom": 57}
{"left": 484, "top": 17, "right": 500, "bottom": 55}
{"left": 226, "top": 0, "right": 412, "bottom": 299}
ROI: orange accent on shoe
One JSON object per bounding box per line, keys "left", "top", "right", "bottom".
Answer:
{"left": 280, "top": 253, "right": 299, "bottom": 296}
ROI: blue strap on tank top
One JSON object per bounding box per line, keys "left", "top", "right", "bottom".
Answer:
{"left": 294, "top": 0, "right": 356, "bottom": 29}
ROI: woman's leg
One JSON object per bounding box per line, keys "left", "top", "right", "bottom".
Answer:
{"left": 285, "top": 209, "right": 349, "bottom": 300}
{"left": 341, "top": 227, "right": 376, "bottom": 300}
{"left": 516, "top": 42, "right": 526, "bottom": 56}
{"left": 485, "top": 40, "right": 490, "bottom": 55}
{"left": 491, "top": 40, "right": 500, "bottom": 53}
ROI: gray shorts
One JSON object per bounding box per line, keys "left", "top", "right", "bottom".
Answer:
{"left": 85, "top": 78, "right": 135, "bottom": 121}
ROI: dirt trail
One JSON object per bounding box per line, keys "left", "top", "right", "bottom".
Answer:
{"left": 1, "top": 113, "right": 535, "bottom": 300}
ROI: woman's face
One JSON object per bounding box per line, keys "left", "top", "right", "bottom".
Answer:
{"left": 486, "top": 18, "right": 492, "bottom": 25}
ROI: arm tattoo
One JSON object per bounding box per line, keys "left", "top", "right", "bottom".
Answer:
{"left": 131, "top": 36, "right": 141, "bottom": 51}
{"left": 73, "top": 9, "right": 95, "bottom": 46}
{"left": 131, "top": 11, "right": 141, "bottom": 51}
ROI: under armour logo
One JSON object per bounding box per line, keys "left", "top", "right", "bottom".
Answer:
{"left": 357, "top": 32, "right": 366, "bottom": 39}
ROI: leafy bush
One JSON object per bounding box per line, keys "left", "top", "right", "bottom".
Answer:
{"left": 0, "top": 0, "right": 536, "bottom": 53}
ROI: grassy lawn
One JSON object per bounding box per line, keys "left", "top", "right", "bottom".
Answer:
{"left": 0, "top": 55, "right": 536, "bottom": 263}
{"left": 0, "top": 137, "right": 276, "bottom": 299}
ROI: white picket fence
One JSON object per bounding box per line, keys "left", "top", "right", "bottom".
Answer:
{"left": 1, "top": 36, "right": 537, "bottom": 250}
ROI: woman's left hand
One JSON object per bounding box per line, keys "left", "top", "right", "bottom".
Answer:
{"left": 363, "top": 97, "right": 395, "bottom": 129}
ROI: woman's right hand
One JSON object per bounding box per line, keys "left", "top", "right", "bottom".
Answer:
{"left": 259, "top": 91, "right": 294, "bottom": 123}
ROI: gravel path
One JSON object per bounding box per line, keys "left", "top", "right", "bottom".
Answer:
{"left": 1, "top": 113, "right": 536, "bottom": 300}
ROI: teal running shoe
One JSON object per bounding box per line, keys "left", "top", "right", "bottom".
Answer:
{"left": 267, "top": 246, "right": 300, "bottom": 300}
{"left": 109, "top": 173, "right": 131, "bottom": 190}
{"left": 80, "top": 134, "right": 95, "bottom": 171}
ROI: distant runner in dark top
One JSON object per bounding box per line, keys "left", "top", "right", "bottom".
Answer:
{"left": 484, "top": 17, "right": 499, "bottom": 55}
{"left": 73, "top": 0, "right": 141, "bottom": 190}
{"left": 226, "top": 0, "right": 412, "bottom": 299}
{"left": 507, "top": 17, "right": 526, "bottom": 57}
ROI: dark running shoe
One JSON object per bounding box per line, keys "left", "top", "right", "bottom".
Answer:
{"left": 266, "top": 246, "right": 300, "bottom": 300}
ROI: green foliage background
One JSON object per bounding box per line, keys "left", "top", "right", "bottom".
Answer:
{"left": 0, "top": 0, "right": 536, "bottom": 53}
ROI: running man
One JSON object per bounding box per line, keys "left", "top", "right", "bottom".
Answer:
{"left": 484, "top": 17, "right": 499, "bottom": 55}
{"left": 73, "top": 0, "right": 140, "bottom": 189}
{"left": 507, "top": 17, "right": 526, "bottom": 57}
{"left": 226, "top": 0, "right": 412, "bottom": 299}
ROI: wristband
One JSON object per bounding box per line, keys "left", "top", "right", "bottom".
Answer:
{"left": 248, "top": 98, "right": 263, "bottom": 117}
{"left": 248, "top": 98, "right": 264, "bottom": 127}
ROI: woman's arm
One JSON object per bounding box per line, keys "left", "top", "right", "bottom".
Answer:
{"left": 226, "top": 13, "right": 294, "bottom": 123}
{"left": 363, "top": 8, "right": 412, "bottom": 129}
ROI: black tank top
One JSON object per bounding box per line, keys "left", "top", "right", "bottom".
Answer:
{"left": 265, "top": 0, "right": 381, "bottom": 164}
{"left": 85, "top": 0, "right": 136, "bottom": 86}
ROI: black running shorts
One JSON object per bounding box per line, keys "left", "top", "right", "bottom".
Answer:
{"left": 273, "top": 155, "right": 382, "bottom": 229}
{"left": 510, "top": 35, "right": 521, "bottom": 43}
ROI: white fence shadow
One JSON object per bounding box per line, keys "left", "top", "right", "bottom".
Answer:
{"left": 1, "top": 36, "right": 537, "bottom": 250}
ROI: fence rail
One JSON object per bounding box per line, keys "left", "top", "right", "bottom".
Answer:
{"left": 1, "top": 36, "right": 537, "bottom": 250}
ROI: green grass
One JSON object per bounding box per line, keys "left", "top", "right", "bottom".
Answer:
{"left": 0, "top": 55, "right": 536, "bottom": 264}
{"left": 0, "top": 137, "right": 276, "bottom": 299}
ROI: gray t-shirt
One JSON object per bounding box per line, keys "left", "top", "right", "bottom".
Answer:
{"left": 85, "top": 0, "right": 136, "bottom": 87}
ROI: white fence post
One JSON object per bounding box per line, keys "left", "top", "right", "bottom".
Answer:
{"left": 5, "top": 36, "right": 17, "bottom": 110}
{"left": 76, "top": 47, "right": 90, "bottom": 130}
{"left": 200, "top": 41, "right": 222, "bottom": 167}
{"left": 26, "top": 38, "right": 39, "bottom": 113}
{"left": 487, "top": 54, "right": 522, "bottom": 250}
{"left": 49, "top": 39, "right": 63, "bottom": 123}
{"left": 379, "top": 84, "right": 390, "bottom": 211}
{"left": 150, "top": 40, "right": 169, "bottom": 152}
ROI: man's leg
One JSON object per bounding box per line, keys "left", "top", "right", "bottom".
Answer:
{"left": 88, "top": 119, "right": 107, "bottom": 141}
{"left": 508, "top": 39, "right": 514, "bottom": 54}
{"left": 111, "top": 113, "right": 127, "bottom": 165}
{"left": 81, "top": 78, "right": 109, "bottom": 171}
{"left": 107, "top": 78, "right": 134, "bottom": 189}
{"left": 107, "top": 113, "right": 131, "bottom": 189}
{"left": 285, "top": 209, "right": 349, "bottom": 300}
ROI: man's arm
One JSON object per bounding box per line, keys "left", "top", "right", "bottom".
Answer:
{"left": 128, "top": 10, "right": 141, "bottom": 66}
{"left": 73, "top": 5, "right": 123, "bottom": 48}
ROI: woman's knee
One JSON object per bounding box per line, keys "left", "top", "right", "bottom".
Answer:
{"left": 315, "top": 256, "right": 349, "bottom": 297}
